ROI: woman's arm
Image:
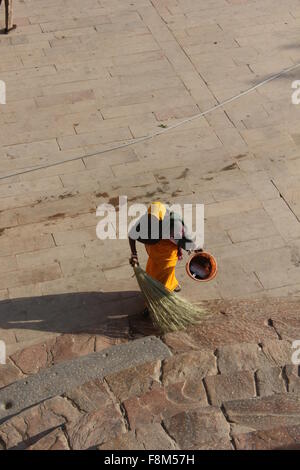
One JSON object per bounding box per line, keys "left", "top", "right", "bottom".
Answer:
{"left": 129, "top": 237, "right": 137, "bottom": 255}
{"left": 128, "top": 237, "right": 139, "bottom": 266}
{"left": 171, "top": 215, "right": 203, "bottom": 252}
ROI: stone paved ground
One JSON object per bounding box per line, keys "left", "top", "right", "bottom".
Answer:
{"left": 1, "top": 299, "right": 300, "bottom": 450}
{"left": 1, "top": 1, "right": 300, "bottom": 387}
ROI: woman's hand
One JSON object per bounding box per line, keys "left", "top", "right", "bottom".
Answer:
{"left": 177, "top": 246, "right": 183, "bottom": 261}
{"left": 129, "top": 253, "right": 139, "bottom": 267}
{"left": 187, "top": 248, "right": 203, "bottom": 256}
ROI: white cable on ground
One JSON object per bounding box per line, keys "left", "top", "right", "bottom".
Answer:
{"left": 1, "top": 61, "right": 300, "bottom": 182}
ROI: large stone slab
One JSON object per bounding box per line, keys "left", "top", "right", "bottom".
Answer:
{"left": 233, "top": 425, "right": 300, "bottom": 450}
{"left": 162, "top": 350, "right": 217, "bottom": 384}
{"left": 255, "top": 367, "right": 286, "bottom": 396}
{"left": 0, "top": 336, "right": 171, "bottom": 422}
{"left": 123, "top": 385, "right": 207, "bottom": 430}
{"left": 0, "top": 396, "right": 80, "bottom": 450}
{"left": 217, "top": 342, "right": 273, "bottom": 374}
{"left": 105, "top": 360, "right": 161, "bottom": 402}
{"left": 99, "top": 423, "right": 177, "bottom": 450}
{"left": 27, "top": 428, "right": 70, "bottom": 450}
{"left": 224, "top": 393, "right": 300, "bottom": 433}
{"left": 65, "top": 404, "right": 126, "bottom": 450}
{"left": 162, "top": 406, "right": 230, "bottom": 449}
{"left": 204, "top": 370, "right": 256, "bottom": 406}
{"left": 0, "top": 360, "right": 24, "bottom": 389}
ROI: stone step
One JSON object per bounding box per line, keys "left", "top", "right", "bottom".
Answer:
{"left": 3, "top": 297, "right": 299, "bottom": 392}
{"left": 225, "top": 392, "right": 300, "bottom": 436}
{"left": 0, "top": 336, "right": 171, "bottom": 423}
{"left": 20, "top": 389, "right": 300, "bottom": 450}
{"left": 2, "top": 348, "right": 300, "bottom": 450}
{"left": 1, "top": 333, "right": 294, "bottom": 396}
{"left": 1, "top": 298, "right": 300, "bottom": 449}
{"left": 0, "top": 312, "right": 159, "bottom": 390}
{"left": 0, "top": 374, "right": 230, "bottom": 450}
{"left": 0, "top": 354, "right": 169, "bottom": 450}
{"left": 233, "top": 424, "right": 300, "bottom": 450}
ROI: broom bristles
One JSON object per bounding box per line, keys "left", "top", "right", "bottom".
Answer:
{"left": 134, "top": 265, "right": 208, "bottom": 333}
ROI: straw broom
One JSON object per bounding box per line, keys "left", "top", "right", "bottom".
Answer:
{"left": 133, "top": 265, "right": 208, "bottom": 333}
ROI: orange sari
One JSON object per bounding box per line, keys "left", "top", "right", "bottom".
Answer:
{"left": 145, "top": 240, "right": 179, "bottom": 291}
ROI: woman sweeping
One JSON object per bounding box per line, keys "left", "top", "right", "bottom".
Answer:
{"left": 128, "top": 201, "right": 202, "bottom": 316}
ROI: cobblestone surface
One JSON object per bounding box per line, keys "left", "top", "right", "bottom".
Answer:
{"left": 0, "top": 299, "right": 299, "bottom": 450}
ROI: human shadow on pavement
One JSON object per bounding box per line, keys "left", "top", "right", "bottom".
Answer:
{"left": 0, "top": 291, "right": 159, "bottom": 340}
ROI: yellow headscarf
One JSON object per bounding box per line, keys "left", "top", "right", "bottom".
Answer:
{"left": 147, "top": 201, "right": 167, "bottom": 221}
